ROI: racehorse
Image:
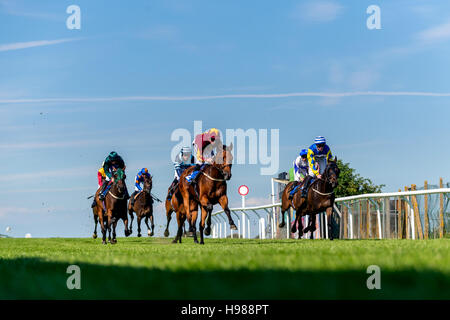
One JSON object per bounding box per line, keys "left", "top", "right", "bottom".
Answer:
{"left": 164, "top": 184, "right": 187, "bottom": 238}
{"left": 91, "top": 204, "right": 105, "bottom": 239}
{"left": 94, "top": 168, "right": 131, "bottom": 244}
{"left": 128, "top": 174, "right": 154, "bottom": 237}
{"left": 279, "top": 157, "right": 340, "bottom": 240}
{"left": 178, "top": 143, "right": 237, "bottom": 244}
{"left": 166, "top": 183, "right": 198, "bottom": 243}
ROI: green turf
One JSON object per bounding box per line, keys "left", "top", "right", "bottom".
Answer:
{"left": 0, "top": 237, "right": 449, "bottom": 299}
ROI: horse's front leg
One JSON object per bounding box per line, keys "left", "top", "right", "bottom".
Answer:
{"left": 297, "top": 215, "right": 304, "bottom": 239}
{"left": 97, "top": 207, "right": 107, "bottom": 244}
{"left": 93, "top": 214, "right": 98, "bottom": 239}
{"left": 128, "top": 207, "right": 134, "bottom": 235}
{"left": 107, "top": 213, "right": 113, "bottom": 243}
{"left": 123, "top": 213, "right": 131, "bottom": 237}
{"left": 137, "top": 215, "right": 142, "bottom": 237}
{"left": 164, "top": 200, "right": 173, "bottom": 237}
{"left": 111, "top": 219, "right": 118, "bottom": 244}
{"left": 326, "top": 207, "right": 334, "bottom": 240}
{"left": 218, "top": 195, "right": 237, "bottom": 230}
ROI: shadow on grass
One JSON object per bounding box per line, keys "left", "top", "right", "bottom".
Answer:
{"left": 0, "top": 257, "right": 449, "bottom": 299}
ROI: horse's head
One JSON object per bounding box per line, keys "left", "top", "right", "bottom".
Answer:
{"left": 213, "top": 143, "right": 233, "bottom": 180}
{"left": 143, "top": 174, "right": 153, "bottom": 193}
{"left": 324, "top": 157, "right": 340, "bottom": 189}
{"left": 113, "top": 168, "right": 127, "bottom": 195}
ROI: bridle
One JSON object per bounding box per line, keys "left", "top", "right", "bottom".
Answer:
{"left": 311, "top": 163, "right": 338, "bottom": 196}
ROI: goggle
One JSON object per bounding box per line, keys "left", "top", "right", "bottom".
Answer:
{"left": 316, "top": 144, "right": 325, "bottom": 148}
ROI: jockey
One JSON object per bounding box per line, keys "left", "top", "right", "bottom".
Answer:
{"left": 167, "top": 146, "right": 195, "bottom": 201}
{"left": 288, "top": 149, "right": 309, "bottom": 200}
{"left": 186, "top": 128, "right": 222, "bottom": 185}
{"left": 99, "top": 151, "right": 130, "bottom": 201}
{"left": 91, "top": 167, "right": 107, "bottom": 208}
{"left": 301, "top": 136, "right": 333, "bottom": 198}
{"left": 130, "top": 168, "right": 151, "bottom": 207}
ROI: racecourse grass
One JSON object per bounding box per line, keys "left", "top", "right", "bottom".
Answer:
{"left": 0, "top": 237, "right": 449, "bottom": 299}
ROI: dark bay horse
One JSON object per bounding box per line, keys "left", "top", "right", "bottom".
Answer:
{"left": 94, "top": 168, "right": 131, "bottom": 244}
{"left": 279, "top": 157, "right": 340, "bottom": 240}
{"left": 178, "top": 143, "right": 237, "bottom": 244}
{"left": 128, "top": 174, "right": 154, "bottom": 237}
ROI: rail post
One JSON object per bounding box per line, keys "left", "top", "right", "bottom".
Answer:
{"left": 440, "top": 178, "right": 445, "bottom": 238}
{"left": 424, "top": 181, "right": 429, "bottom": 239}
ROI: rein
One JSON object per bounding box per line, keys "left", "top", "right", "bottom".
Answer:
{"left": 201, "top": 170, "right": 226, "bottom": 182}
{"left": 109, "top": 191, "right": 125, "bottom": 200}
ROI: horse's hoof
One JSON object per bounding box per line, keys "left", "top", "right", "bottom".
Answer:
{"left": 188, "top": 231, "right": 194, "bottom": 237}
{"left": 279, "top": 222, "right": 285, "bottom": 228}
{"left": 150, "top": 232, "right": 154, "bottom": 237}
{"left": 138, "top": 234, "right": 142, "bottom": 237}
{"left": 102, "top": 241, "right": 107, "bottom": 245}
{"left": 92, "top": 234, "right": 97, "bottom": 239}
{"left": 111, "top": 239, "right": 117, "bottom": 244}
{"left": 164, "top": 230, "right": 169, "bottom": 237}
{"left": 230, "top": 224, "right": 237, "bottom": 231}
{"left": 147, "top": 230, "right": 151, "bottom": 236}
{"left": 200, "top": 242, "right": 204, "bottom": 245}
{"left": 194, "top": 240, "right": 199, "bottom": 244}
{"left": 172, "top": 239, "right": 178, "bottom": 244}
{"left": 204, "top": 227, "right": 211, "bottom": 236}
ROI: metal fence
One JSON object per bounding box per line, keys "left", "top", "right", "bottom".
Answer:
{"left": 211, "top": 179, "right": 450, "bottom": 240}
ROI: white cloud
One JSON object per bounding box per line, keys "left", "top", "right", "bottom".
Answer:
{"left": 0, "top": 38, "right": 82, "bottom": 52}
{"left": 416, "top": 21, "right": 450, "bottom": 43}
{"left": 292, "top": 1, "right": 343, "bottom": 22}
{"left": 2, "top": 91, "right": 450, "bottom": 105}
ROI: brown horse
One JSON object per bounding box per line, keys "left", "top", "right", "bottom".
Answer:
{"left": 94, "top": 168, "right": 131, "bottom": 244}
{"left": 164, "top": 183, "right": 187, "bottom": 238}
{"left": 279, "top": 158, "right": 340, "bottom": 240}
{"left": 178, "top": 143, "right": 237, "bottom": 244}
{"left": 166, "top": 183, "right": 198, "bottom": 243}
{"left": 128, "top": 174, "right": 154, "bottom": 237}
{"left": 91, "top": 204, "right": 105, "bottom": 239}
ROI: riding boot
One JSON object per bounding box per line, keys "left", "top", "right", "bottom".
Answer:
{"left": 99, "top": 180, "right": 111, "bottom": 200}
{"left": 288, "top": 181, "right": 299, "bottom": 200}
{"left": 301, "top": 176, "right": 312, "bottom": 198}
{"left": 91, "top": 199, "right": 97, "bottom": 208}
{"left": 130, "top": 191, "right": 138, "bottom": 206}
{"left": 167, "top": 178, "right": 178, "bottom": 201}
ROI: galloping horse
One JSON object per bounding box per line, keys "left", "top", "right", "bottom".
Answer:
{"left": 94, "top": 168, "right": 131, "bottom": 244}
{"left": 166, "top": 183, "right": 198, "bottom": 243}
{"left": 279, "top": 157, "right": 340, "bottom": 240}
{"left": 128, "top": 174, "right": 154, "bottom": 237}
{"left": 164, "top": 184, "right": 187, "bottom": 238}
{"left": 178, "top": 143, "right": 237, "bottom": 244}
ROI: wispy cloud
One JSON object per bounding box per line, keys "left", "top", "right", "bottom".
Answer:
{"left": 416, "top": 21, "right": 450, "bottom": 44}
{"left": 0, "top": 167, "right": 92, "bottom": 182}
{"left": 292, "top": 1, "right": 343, "bottom": 23}
{"left": 2, "top": 91, "right": 450, "bottom": 105}
{"left": 0, "top": 38, "right": 82, "bottom": 52}
{"left": 0, "top": 139, "right": 106, "bottom": 150}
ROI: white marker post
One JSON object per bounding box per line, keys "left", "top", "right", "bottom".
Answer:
{"left": 238, "top": 185, "right": 249, "bottom": 239}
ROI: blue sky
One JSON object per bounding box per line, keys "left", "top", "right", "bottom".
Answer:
{"left": 1, "top": 0, "right": 450, "bottom": 238}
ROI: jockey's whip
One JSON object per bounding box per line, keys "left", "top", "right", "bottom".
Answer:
{"left": 151, "top": 193, "right": 162, "bottom": 203}
{"left": 87, "top": 195, "right": 94, "bottom": 199}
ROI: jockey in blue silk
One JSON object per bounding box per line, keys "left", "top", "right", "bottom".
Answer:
{"left": 288, "top": 149, "right": 309, "bottom": 200}
{"left": 130, "top": 168, "right": 151, "bottom": 206}
{"left": 167, "top": 146, "right": 195, "bottom": 201}
{"left": 301, "top": 136, "right": 333, "bottom": 198}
